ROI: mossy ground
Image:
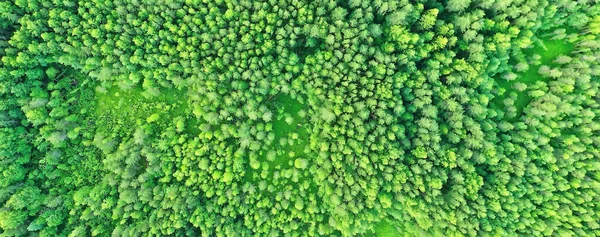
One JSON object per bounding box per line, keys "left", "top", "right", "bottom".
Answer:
{"left": 493, "top": 32, "right": 574, "bottom": 121}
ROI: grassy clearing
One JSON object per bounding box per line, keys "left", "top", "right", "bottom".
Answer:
{"left": 95, "top": 83, "right": 192, "bottom": 132}
{"left": 268, "top": 94, "right": 310, "bottom": 168}
{"left": 493, "top": 33, "right": 574, "bottom": 121}
{"left": 243, "top": 93, "right": 311, "bottom": 187}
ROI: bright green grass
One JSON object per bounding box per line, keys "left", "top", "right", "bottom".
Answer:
{"left": 243, "top": 94, "right": 310, "bottom": 184}
{"left": 95, "top": 83, "right": 192, "bottom": 132}
{"left": 514, "top": 39, "right": 574, "bottom": 116}
{"left": 373, "top": 221, "right": 402, "bottom": 237}
{"left": 268, "top": 94, "right": 310, "bottom": 167}
{"left": 493, "top": 33, "right": 574, "bottom": 121}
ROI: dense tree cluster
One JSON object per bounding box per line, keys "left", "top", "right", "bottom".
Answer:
{"left": 1, "top": 0, "right": 599, "bottom": 236}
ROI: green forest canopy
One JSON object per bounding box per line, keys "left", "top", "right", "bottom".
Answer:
{"left": 1, "top": 0, "right": 599, "bottom": 236}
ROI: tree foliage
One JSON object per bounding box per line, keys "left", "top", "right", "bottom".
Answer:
{"left": 0, "top": 0, "right": 599, "bottom": 236}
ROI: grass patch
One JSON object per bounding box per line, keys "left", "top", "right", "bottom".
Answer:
{"left": 243, "top": 93, "right": 311, "bottom": 186}
{"left": 493, "top": 32, "right": 575, "bottom": 121}
{"left": 268, "top": 94, "right": 310, "bottom": 167}
{"left": 95, "top": 83, "right": 194, "bottom": 133}
{"left": 373, "top": 221, "right": 401, "bottom": 237}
